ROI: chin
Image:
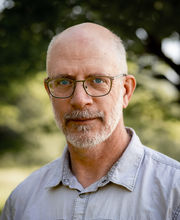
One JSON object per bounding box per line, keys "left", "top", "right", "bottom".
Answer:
{"left": 65, "top": 128, "right": 112, "bottom": 149}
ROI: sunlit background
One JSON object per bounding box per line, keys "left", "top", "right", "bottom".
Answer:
{"left": 0, "top": 0, "right": 180, "bottom": 213}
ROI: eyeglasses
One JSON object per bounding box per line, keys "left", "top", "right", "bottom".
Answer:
{"left": 45, "top": 74, "right": 127, "bottom": 99}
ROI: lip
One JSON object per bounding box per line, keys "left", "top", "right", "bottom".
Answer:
{"left": 66, "top": 118, "right": 96, "bottom": 124}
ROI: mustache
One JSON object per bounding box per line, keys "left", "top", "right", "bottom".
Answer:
{"left": 64, "top": 110, "right": 104, "bottom": 123}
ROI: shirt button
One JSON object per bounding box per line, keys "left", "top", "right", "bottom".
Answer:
{"left": 79, "top": 194, "right": 86, "bottom": 198}
{"left": 63, "top": 179, "right": 69, "bottom": 184}
{"left": 102, "top": 179, "right": 108, "bottom": 184}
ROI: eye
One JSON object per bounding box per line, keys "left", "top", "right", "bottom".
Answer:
{"left": 93, "top": 78, "right": 104, "bottom": 84}
{"left": 56, "top": 78, "right": 72, "bottom": 86}
{"left": 60, "top": 79, "right": 70, "bottom": 85}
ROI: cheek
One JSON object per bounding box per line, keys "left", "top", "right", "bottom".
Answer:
{"left": 97, "top": 94, "right": 117, "bottom": 119}
{"left": 51, "top": 99, "right": 69, "bottom": 121}
{"left": 110, "top": 86, "right": 124, "bottom": 105}
{"left": 108, "top": 88, "right": 124, "bottom": 117}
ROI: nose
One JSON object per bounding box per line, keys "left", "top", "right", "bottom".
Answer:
{"left": 70, "top": 82, "right": 93, "bottom": 109}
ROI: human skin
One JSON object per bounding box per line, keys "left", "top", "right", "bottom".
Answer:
{"left": 45, "top": 23, "right": 136, "bottom": 187}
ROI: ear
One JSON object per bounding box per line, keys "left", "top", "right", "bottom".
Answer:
{"left": 123, "top": 75, "right": 136, "bottom": 109}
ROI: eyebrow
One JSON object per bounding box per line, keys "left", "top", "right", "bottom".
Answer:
{"left": 49, "top": 73, "right": 108, "bottom": 80}
{"left": 51, "top": 74, "right": 76, "bottom": 80}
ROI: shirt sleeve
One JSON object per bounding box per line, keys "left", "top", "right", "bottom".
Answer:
{"left": 0, "top": 196, "right": 14, "bottom": 220}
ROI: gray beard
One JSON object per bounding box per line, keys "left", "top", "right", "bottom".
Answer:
{"left": 52, "top": 97, "right": 123, "bottom": 148}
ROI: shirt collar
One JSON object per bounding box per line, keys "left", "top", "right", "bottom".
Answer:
{"left": 107, "top": 128, "right": 144, "bottom": 191}
{"left": 45, "top": 128, "right": 144, "bottom": 191}
{"left": 45, "top": 147, "right": 68, "bottom": 188}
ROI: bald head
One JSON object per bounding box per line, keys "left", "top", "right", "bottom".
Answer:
{"left": 46, "top": 23, "right": 127, "bottom": 75}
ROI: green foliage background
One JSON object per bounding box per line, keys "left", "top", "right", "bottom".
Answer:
{"left": 0, "top": 0, "right": 180, "bottom": 167}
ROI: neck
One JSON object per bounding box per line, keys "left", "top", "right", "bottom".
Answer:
{"left": 67, "top": 126, "right": 131, "bottom": 188}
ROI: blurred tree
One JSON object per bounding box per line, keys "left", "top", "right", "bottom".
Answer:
{"left": 0, "top": 0, "right": 179, "bottom": 95}
{"left": 0, "top": 0, "right": 180, "bottom": 161}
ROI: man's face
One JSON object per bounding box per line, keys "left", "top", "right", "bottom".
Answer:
{"left": 46, "top": 34, "right": 126, "bottom": 148}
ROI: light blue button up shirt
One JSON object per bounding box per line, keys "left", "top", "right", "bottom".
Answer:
{"left": 1, "top": 128, "right": 180, "bottom": 220}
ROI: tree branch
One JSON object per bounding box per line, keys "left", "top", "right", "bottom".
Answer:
{"left": 146, "top": 34, "right": 180, "bottom": 77}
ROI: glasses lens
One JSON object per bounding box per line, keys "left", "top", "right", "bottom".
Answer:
{"left": 48, "top": 78, "right": 74, "bottom": 98}
{"left": 84, "top": 76, "right": 111, "bottom": 97}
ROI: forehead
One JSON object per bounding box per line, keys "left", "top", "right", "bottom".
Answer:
{"left": 47, "top": 31, "right": 123, "bottom": 78}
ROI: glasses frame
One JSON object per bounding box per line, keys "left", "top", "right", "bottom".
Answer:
{"left": 44, "top": 74, "right": 127, "bottom": 99}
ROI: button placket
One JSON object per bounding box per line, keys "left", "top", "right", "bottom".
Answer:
{"left": 72, "top": 193, "right": 89, "bottom": 220}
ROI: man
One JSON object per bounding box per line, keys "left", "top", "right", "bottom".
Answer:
{"left": 1, "top": 23, "right": 180, "bottom": 220}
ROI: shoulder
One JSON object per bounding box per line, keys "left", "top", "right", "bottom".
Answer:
{"left": 141, "top": 145, "right": 180, "bottom": 188}
{"left": 10, "top": 157, "right": 63, "bottom": 201}
{"left": 1, "top": 148, "right": 69, "bottom": 218}
{"left": 0, "top": 157, "right": 64, "bottom": 219}
{"left": 143, "top": 145, "right": 180, "bottom": 170}
{"left": 128, "top": 127, "right": 180, "bottom": 174}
